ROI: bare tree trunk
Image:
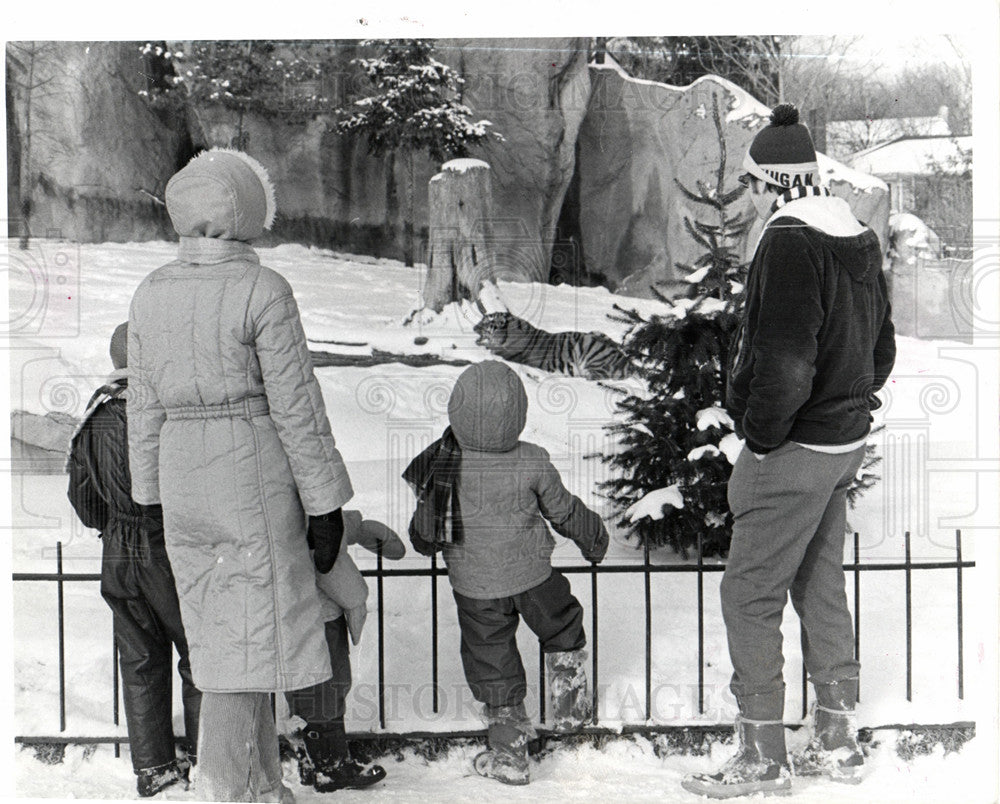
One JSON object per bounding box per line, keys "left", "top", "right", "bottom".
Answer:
{"left": 421, "top": 159, "right": 496, "bottom": 313}
{"left": 403, "top": 148, "right": 415, "bottom": 267}
{"left": 19, "top": 45, "right": 37, "bottom": 248}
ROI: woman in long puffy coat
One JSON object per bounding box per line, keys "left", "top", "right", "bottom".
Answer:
{"left": 127, "top": 148, "right": 353, "bottom": 802}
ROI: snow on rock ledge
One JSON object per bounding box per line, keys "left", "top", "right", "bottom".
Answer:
{"left": 440, "top": 158, "right": 491, "bottom": 174}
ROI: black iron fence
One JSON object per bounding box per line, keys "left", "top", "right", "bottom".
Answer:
{"left": 13, "top": 530, "right": 973, "bottom": 752}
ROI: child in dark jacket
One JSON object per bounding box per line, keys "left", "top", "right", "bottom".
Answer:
{"left": 67, "top": 323, "right": 200, "bottom": 798}
{"left": 404, "top": 360, "right": 609, "bottom": 785}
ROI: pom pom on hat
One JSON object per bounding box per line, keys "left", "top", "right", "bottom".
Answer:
{"left": 769, "top": 103, "right": 800, "bottom": 126}
{"left": 743, "top": 103, "right": 819, "bottom": 189}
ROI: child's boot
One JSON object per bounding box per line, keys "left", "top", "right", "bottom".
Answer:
{"left": 545, "top": 649, "right": 591, "bottom": 731}
{"left": 136, "top": 758, "right": 189, "bottom": 798}
{"left": 300, "top": 721, "right": 386, "bottom": 792}
{"left": 791, "top": 678, "right": 864, "bottom": 783}
{"left": 474, "top": 703, "right": 533, "bottom": 786}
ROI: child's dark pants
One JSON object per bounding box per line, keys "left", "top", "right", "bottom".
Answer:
{"left": 454, "top": 569, "right": 585, "bottom": 709}
{"left": 285, "top": 616, "right": 352, "bottom": 723}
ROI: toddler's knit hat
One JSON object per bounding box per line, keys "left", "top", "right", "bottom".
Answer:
{"left": 742, "top": 104, "right": 819, "bottom": 189}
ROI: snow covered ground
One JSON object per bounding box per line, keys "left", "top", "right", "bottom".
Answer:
{"left": 6, "top": 240, "right": 998, "bottom": 800}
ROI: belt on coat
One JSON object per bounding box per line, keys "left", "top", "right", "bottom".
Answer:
{"left": 164, "top": 396, "right": 270, "bottom": 420}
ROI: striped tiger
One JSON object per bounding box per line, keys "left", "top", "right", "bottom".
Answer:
{"left": 473, "top": 312, "right": 633, "bottom": 380}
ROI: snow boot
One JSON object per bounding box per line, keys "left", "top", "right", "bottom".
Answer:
{"left": 260, "top": 782, "right": 296, "bottom": 804}
{"left": 473, "top": 703, "right": 534, "bottom": 786}
{"left": 545, "top": 649, "right": 591, "bottom": 731}
{"left": 792, "top": 678, "right": 864, "bottom": 783}
{"left": 681, "top": 717, "right": 791, "bottom": 799}
{"left": 136, "top": 757, "right": 189, "bottom": 798}
{"left": 300, "top": 721, "right": 386, "bottom": 792}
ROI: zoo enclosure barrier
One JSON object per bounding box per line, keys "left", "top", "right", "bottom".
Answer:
{"left": 13, "top": 530, "right": 973, "bottom": 755}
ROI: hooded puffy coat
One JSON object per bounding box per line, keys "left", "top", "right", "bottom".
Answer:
{"left": 127, "top": 149, "right": 353, "bottom": 692}
{"left": 440, "top": 361, "right": 609, "bottom": 599}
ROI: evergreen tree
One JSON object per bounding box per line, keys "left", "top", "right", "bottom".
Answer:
{"left": 598, "top": 93, "right": 750, "bottom": 557}
{"left": 138, "top": 41, "right": 332, "bottom": 149}
{"left": 335, "top": 39, "right": 502, "bottom": 266}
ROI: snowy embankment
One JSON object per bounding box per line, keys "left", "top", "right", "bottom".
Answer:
{"left": 8, "top": 241, "right": 996, "bottom": 800}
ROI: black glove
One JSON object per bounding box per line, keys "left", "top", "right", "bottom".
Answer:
{"left": 307, "top": 509, "right": 344, "bottom": 574}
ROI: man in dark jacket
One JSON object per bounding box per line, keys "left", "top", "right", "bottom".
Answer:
{"left": 683, "top": 105, "right": 896, "bottom": 799}
{"left": 67, "top": 323, "right": 201, "bottom": 798}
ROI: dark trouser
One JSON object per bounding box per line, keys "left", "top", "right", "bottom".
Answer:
{"left": 100, "top": 525, "right": 200, "bottom": 772}
{"left": 285, "top": 616, "right": 352, "bottom": 724}
{"left": 721, "top": 442, "right": 866, "bottom": 719}
{"left": 454, "top": 570, "right": 585, "bottom": 709}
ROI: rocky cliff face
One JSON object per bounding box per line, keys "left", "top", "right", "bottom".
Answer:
{"left": 181, "top": 38, "right": 591, "bottom": 280}
{"left": 576, "top": 63, "right": 890, "bottom": 296}
{"left": 438, "top": 38, "right": 591, "bottom": 282}
{"left": 9, "top": 40, "right": 888, "bottom": 295}
{"left": 6, "top": 41, "right": 186, "bottom": 242}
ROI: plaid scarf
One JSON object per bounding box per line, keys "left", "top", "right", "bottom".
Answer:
{"left": 401, "top": 427, "right": 464, "bottom": 554}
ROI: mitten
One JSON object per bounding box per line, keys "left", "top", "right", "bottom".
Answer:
{"left": 307, "top": 509, "right": 344, "bottom": 574}
{"left": 343, "top": 510, "right": 407, "bottom": 560}
{"left": 582, "top": 526, "right": 610, "bottom": 564}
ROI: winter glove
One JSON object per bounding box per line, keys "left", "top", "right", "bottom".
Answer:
{"left": 345, "top": 602, "right": 368, "bottom": 646}
{"left": 307, "top": 509, "right": 344, "bottom": 574}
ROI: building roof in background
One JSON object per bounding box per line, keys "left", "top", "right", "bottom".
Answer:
{"left": 847, "top": 135, "right": 972, "bottom": 176}
{"left": 825, "top": 107, "right": 951, "bottom": 159}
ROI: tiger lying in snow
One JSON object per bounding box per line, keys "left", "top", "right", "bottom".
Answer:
{"left": 473, "top": 312, "right": 633, "bottom": 380}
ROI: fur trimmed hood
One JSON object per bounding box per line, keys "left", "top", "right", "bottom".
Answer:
{"left": 165, "top": 148, "right": 276, "bottom": 242}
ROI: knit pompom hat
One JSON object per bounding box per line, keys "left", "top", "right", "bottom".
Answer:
{"left": 165, "top": 148, "right": 277, "bottom": 241}
{"left": 743, "top": 104, "right": 819, "bottom": 189}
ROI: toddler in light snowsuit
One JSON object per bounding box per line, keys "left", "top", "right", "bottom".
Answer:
{"left": 67, "top": 323, "right": 201, "bottom": 798}
{"left": 284, "top": 512, "right": 404, "bottom": 792}
{"left": 404, "top": 360, "right": 609, "bottom": 785}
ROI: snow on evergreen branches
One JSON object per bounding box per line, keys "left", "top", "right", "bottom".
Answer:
{"left": 335, "top": 39, "right": 503, "bottom": 165}
{"left": 695, "top": 404, "right": 734, "bottom": 431}
{"left": 625, "top": 485, "right": 685, "bottom": 522}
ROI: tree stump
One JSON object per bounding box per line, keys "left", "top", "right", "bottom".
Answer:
{"left": 422, "top": 159, "right": 497, "bottom": 313}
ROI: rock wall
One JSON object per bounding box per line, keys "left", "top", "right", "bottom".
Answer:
{"left": 181, "top": 38, "right": 591, "bottom": 280}
{"left": 9, "top": 41, "right": 888, "bottom": 296}
{"left": 577, "top": 63, "right": 890, "bottom": 296}
{"left": 6, "top": 41, "right": 186, "bottom": 242}
{"left": 438, "top": 38, "right": 591, "bottom": 282}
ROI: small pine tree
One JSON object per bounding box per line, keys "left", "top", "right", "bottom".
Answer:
{"left": 138, "top": 41, "right": 331, "bottom": 149}
{"left": 335, "top": 39, "right": 502, "bottom": 266}
{"left": 599, "top": 93, "right": 750, "bottom": 557}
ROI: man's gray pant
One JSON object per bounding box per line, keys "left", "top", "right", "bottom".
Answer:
{"left": 721, "top": 441, "right": 865, "bottom": 720}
